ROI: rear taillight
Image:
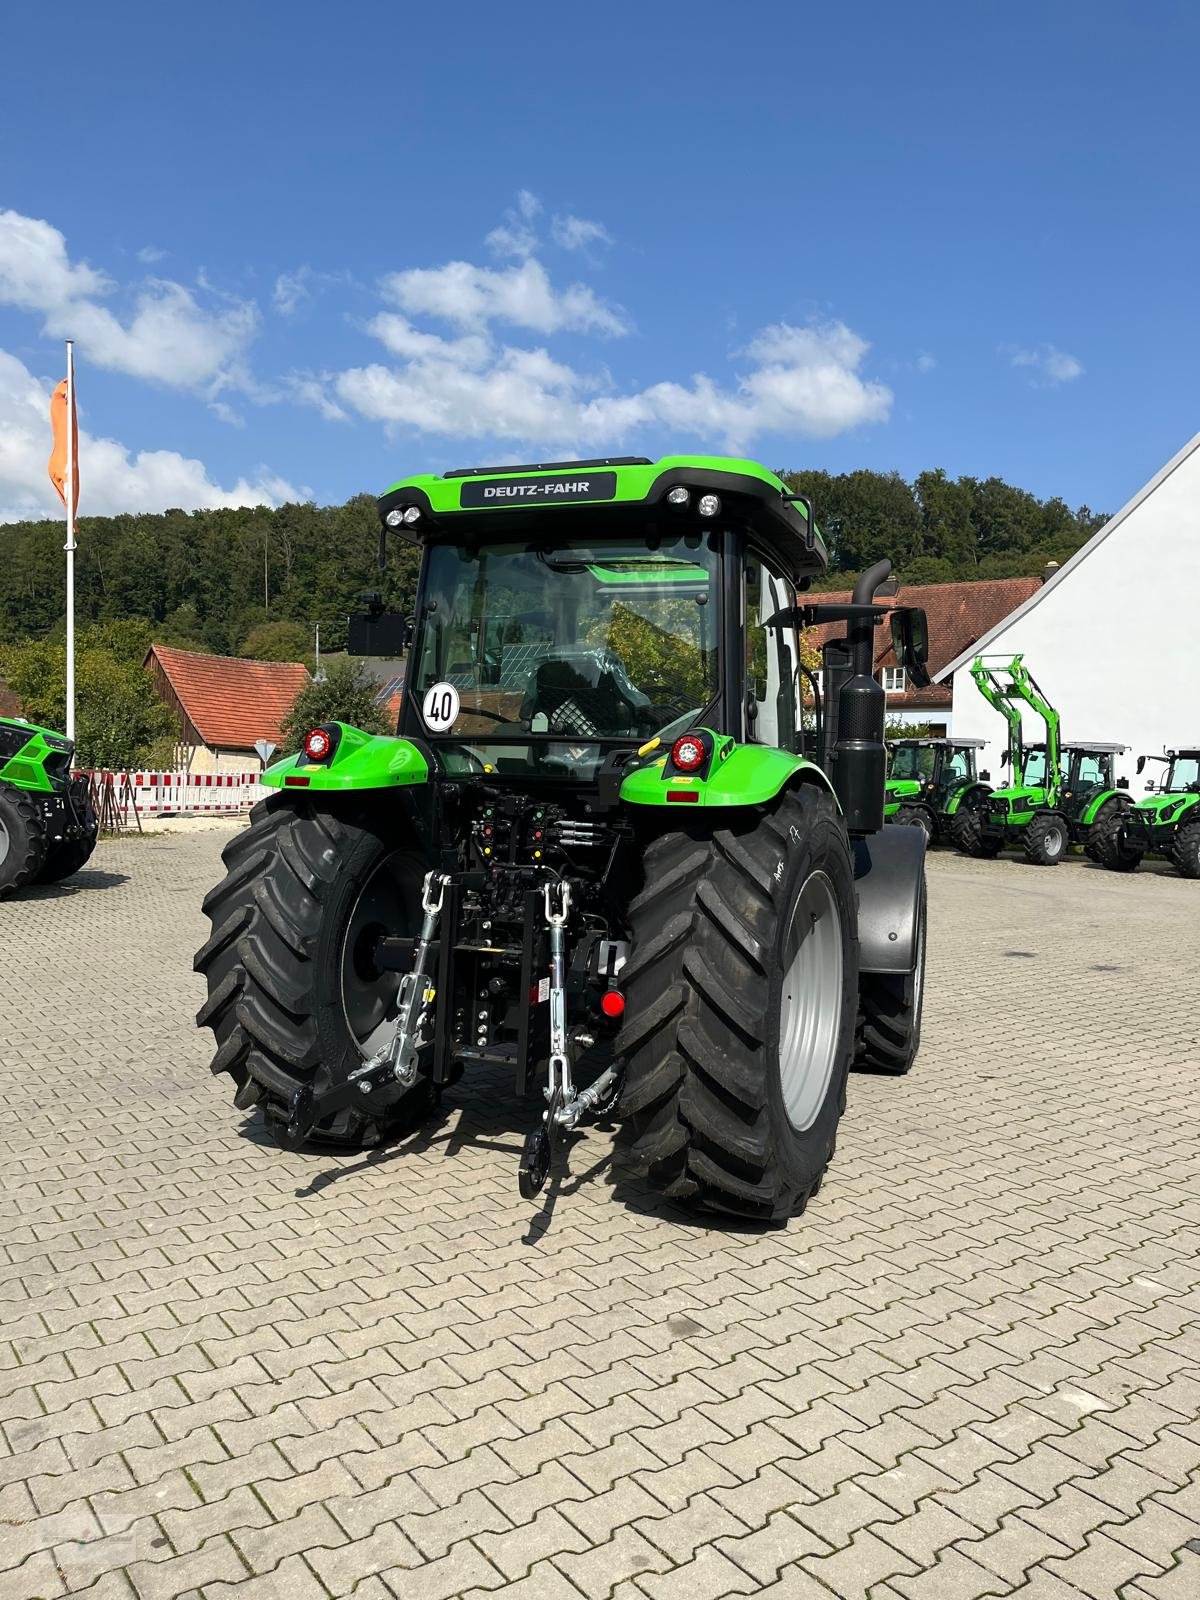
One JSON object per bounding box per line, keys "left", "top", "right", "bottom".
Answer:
{"left": 304, "top": 728, "right": 333, "bottom": 761}
{"left": 671, "top": 735, "right": 706, "bottom": 772}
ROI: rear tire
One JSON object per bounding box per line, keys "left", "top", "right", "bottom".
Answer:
{"left": 1022, "top": 813, "right": 1067, "bottom": 866}
{"left": 894, "top": 804, "right": 935, "bottom": 845}
{"left": 951, "top": 803, "right": 1002, "bottom": 859}
{"left": 617, "top": 784, "right": 857, "bottom": 1224}
{"left": 194, "top": 794, "right": 437, "bottom": 1148}
{"left": 856, "top": 872, "right": 927, "bottom": 1075}
{"left": 1089, "top": 803, "right": 1142, "bottom": 873}
{"left": 36, "top": 780, "right": 99, "bottom": 884}
{"left": 1173, "top": 822, "right": 1200, "bottom": 879}
{"left": 0, "top": 786, "right": 48, "bottom": 898}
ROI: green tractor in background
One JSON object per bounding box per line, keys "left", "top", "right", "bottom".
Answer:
{"left": 1095, "top": 748, "right": 1200, "bottom": 877}
{"left": 0, "top": 716, "right": 99, "bottom": 897}
{"left": 884, "top": 736, "right": 989, "bottom": 845}
{"left": 952, "top": 655, "right": 1130, "bottom": 866}
{"left": 195, "top": 454, "right": 932, "bottom": 1224}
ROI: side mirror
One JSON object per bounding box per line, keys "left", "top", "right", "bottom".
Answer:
{"left": 1135, "top": 755, "right": 1147, "bottom": 774}
{"left": 889, "top": 607, "right": 931, "bottom": 688}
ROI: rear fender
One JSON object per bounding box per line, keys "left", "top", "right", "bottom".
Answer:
{"left": 1079, "top": 788, "right": 1126, "bottom": 825}
{"left": 260, "top": 724, "right": 430, "bottom": 792}
{"left": 853, "top": 825, "right": 925, "bottom": 976}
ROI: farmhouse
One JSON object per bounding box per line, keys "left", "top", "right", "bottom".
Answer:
{"left": 939, "top": 431, "right": 1200, "bottom": 783}
{"left": 145, "top": 644, "right": 310, "bottom": 774}
{"left": 805, "top": 575, "right": 1042, "bottom": 735}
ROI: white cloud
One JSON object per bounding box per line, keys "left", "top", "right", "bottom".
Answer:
{"left": 0, "top": 349, "right": 298, "bottom": 524}
{"left": 485, "top": 190, "right": 543, "bottom": 259}
{"left": 136, "top": 245, "right": 166, "bottom": 265}
{"left": 0, "top": 209, "right": 258, "bottom": 393}
{"left": 273, "top": 268, "right": 312, "bottom": 317}
{"left": 380, "top": 255, "right": 629, "bottom": 338}
{"left": 319, "top": 312, "right": 891, "bottom": 452}
{"left": 916, "top": 351, "right": 937, "bottom": 373}
{"left": 1007, "top": 343, "right": 1084, "bottom": 385}
{"left": 551, "top": 214, "right": 612, "bottom": 253}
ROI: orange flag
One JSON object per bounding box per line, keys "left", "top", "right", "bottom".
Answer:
{"left": 48, "top": 377, "right": 79, "bottom": 517}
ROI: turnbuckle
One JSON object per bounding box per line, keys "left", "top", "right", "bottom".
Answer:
{"left": 284, "top": 869, "right": 447, "bottom": 1146}
{"left": 519, "top": 878, "right": 580, "bottom": 1200}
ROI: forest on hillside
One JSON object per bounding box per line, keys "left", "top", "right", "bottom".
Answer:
{"left": 0, "top": 469, "right": 1107, "bottom": 655}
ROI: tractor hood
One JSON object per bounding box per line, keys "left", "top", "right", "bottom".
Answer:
{"left": 1131, "top": 791, "right": 1198, "bottom": 822}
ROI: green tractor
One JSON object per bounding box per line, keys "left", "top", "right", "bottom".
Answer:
{"left": 0, "top": 716, "right": 99, "bottom": 897}
{"left": 884, "top": 737, "right": 988, "bottom": 845}
{"left": 1095, "top": 748, "right": 1200, "bottom": 877}
{"left": 952, "top": 655, "right": 1129, "bottom": 866}
{"left": 194, "top": 455, "right": 932, "bottom": 1224}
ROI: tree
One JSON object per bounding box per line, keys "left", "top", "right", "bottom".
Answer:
{"left": 0, "top": 637, "right": 178, "bottom": 770}
{"left": 278, "top": 659, "right": 389, "bottom": 752}
{"left": 239, "top": 620, "right": 314, "bottom": 668}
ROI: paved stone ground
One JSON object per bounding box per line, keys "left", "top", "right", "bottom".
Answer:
{"left": 2, "top": 825, "right": 1198, "bottom": 1600}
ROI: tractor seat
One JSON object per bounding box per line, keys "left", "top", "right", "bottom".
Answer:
{"left": 521, "top": 654, "right": 649, "bottom": 739}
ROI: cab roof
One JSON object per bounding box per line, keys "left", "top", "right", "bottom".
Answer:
{"left": 888, "top": 736, "right": 986, "bottom": 749}
{"left": 378, "top": 454, "right": 828, "bottom": 581}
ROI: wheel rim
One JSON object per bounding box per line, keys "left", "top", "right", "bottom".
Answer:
{"left": 339, "top": 851, "right": 421, "bottom": 1060}
{"left": 778, "top": 869, "right": 844, "bottom": 1131}
{"left": 911, "top": 896, "right": 926, "bottom": 1016}
{"left": 0, "top": 815, "right": 8, "bottom": 868}
{"left": 1045, "top": 824, "right": 1065, "bottom": 856}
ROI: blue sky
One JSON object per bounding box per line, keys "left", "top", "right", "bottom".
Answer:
{"left": 1, "top": 1, "right": 1196, "bottom": 523}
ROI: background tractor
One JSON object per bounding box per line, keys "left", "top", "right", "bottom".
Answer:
{"left": 1095, "top": 748, "right": 1200, "bottom": 876}
{"left": 195, "top": 455, "right": 931, "bottom": 1224}
{"left": 0, "top": 716, "right": 98, "bottom": 897}
{"left": 885, "top": 736, "right": 988, "bottom": 845}
{"left": 952, "top": 655, "right": 1129, "bottom": 866}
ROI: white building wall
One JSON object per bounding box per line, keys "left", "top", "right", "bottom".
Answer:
{"left": 947, "top": 434, "right": 1200, "bottom": 786}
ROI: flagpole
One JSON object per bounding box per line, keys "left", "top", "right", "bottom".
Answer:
{"left": 64, "top": 340, "right": 76, "bottom": 743}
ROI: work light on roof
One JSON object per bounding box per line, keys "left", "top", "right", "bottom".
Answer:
{"left": 666, "top": 486, "right": 690, "bottom": 507}
{"left": 402, "top": 505, "right": 421, "bottom": 525}
{"left": 698, "top": 493, "right": 721, "bottom": 518}
{"left": 385, "top": 507, "right": 406, "bottom": 527}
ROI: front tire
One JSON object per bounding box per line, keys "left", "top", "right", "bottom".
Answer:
{"left": 1023, "top": 813, "right": 1067, "bottom": 866}
{"left": 857, "top": 872, "right": 927, "bottom": 1075}
{"left": 894, "top": 804, "right": 935, "bottom": 845}
{"left": 617, "top": 784, "right": 857, "bottom": 1224}
{"left": 1089, "top": 803, "right": 1142, "bottom": 873}
{"left": 1173, "top": 822, "right": 1200, "bottom": 879}
{"left": 0, "top": 786, "right": 48, "bottom": 898}
{"left": 951, "top": 803, "right": 1002, "bottom": 859}
{"left": 194, "top": 794, "right": 435, "bottom": 1147}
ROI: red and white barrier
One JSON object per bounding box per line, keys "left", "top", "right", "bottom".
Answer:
{"left": 79, "top": 770, "right": 270, "bottom": 818}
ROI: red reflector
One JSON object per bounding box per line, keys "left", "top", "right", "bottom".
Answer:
{"left": 600, "top": 991, "right": 625, "bottom": 1018}
{"left": 284, "top": 775, "right": 311, "bottom": 787}
{"left": 666, "top": 789, "right": 700, "bottom": 802}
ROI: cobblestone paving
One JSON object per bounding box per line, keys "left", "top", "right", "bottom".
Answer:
{"left": 2, "top": 826, "right": 1198, "bottom": 1599}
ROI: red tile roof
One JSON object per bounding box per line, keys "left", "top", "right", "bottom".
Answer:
{"left": 146, "top": 644, "right": 310, "bottom": 750}
{"left": 804, "top": 576, "right": 1042, "bottom": 708}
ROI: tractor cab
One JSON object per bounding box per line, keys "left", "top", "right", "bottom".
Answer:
{"left": 884, "top": 737, "right": 987, "bottom": 843}
{"left": 1060, "top": 743, "right": 1126, "bottom": 823}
